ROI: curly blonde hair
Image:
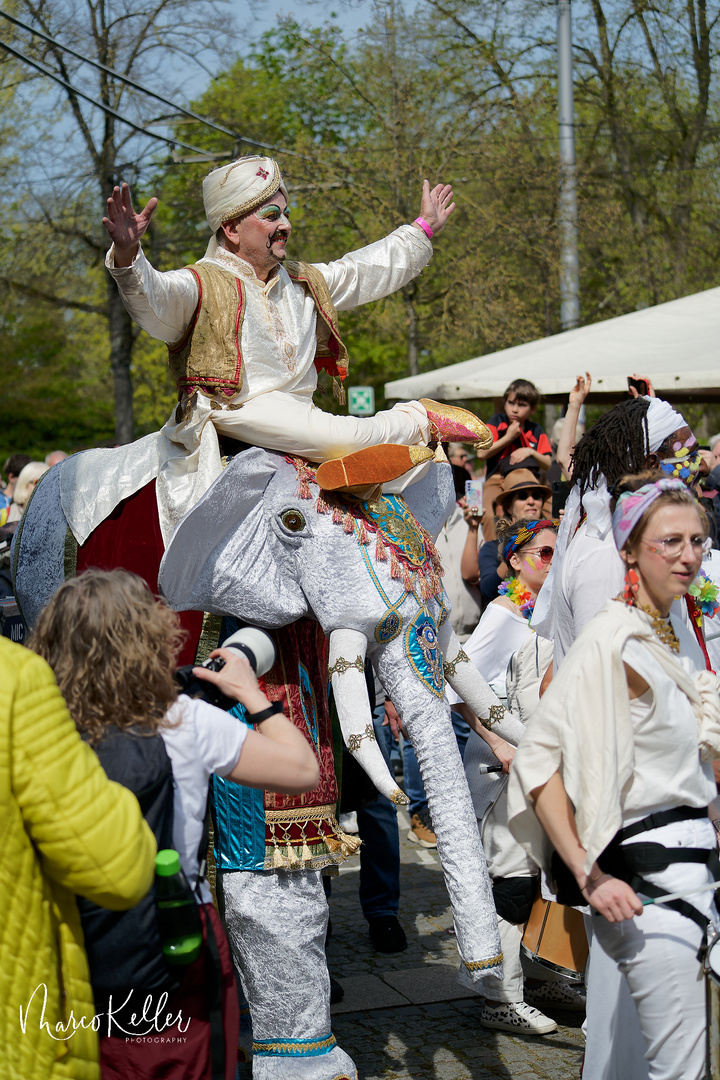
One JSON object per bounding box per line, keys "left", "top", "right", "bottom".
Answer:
{"left": 28, "top": 569, "right": 187, "bottom": 744}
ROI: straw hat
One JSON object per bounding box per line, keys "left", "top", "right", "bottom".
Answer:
{"left": 494, "top": 468, "right": 551, "bottom": 513}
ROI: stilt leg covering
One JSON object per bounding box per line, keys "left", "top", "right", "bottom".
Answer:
{"left": 220, "top": 868, "right": 358, "bottom": 1080}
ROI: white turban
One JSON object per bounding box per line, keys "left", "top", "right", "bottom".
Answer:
{"left": 645, "top": 395, "right": 685, "bottom": 453}
{"left": 202, "top": 155, "right": 288, "bottom": 258}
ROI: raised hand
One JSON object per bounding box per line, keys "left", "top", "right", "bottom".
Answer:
{"left": 415, "top": 180, "right": 455, "bottom": 237}
{"left": 102, "top": 182, "right": 158, "bottom": 267}
{"left": 569, "top": 372, "right": 592, "bottom": 406}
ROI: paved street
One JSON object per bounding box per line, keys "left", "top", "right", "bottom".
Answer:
{"left": 324, "top": 809, "right": 585, "bottom": 1080}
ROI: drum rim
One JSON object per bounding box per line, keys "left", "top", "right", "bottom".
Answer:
{"left": 519, "top": 944, "right": 586, "bottom": 984}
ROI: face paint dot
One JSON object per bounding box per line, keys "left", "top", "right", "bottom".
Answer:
{"left": 673, "top": 441, "right": 682, "bottom": 451}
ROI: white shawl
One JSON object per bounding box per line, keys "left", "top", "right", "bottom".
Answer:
{"left": 507, "top": 600, "right": 720, "bottom": 877}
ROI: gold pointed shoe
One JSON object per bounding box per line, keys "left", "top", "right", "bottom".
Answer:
{"left": 419, "top": 399, "right": 493, "bottom": 450}
{"left": 315, "top": 444, "right": 434, "bottom": 493}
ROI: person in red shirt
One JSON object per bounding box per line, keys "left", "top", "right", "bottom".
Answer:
{"left": 477, "top": 379, "right": 552, "bottom": 540}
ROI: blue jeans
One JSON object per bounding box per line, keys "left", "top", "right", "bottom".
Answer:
{"left": 357, "top": 707, "right": 401, "bottom": 919}
{"left": 402, "top": 710, "right": 471, "bottom": 817}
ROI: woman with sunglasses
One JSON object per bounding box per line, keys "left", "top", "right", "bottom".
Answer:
{"left": 451, "top": 518, "right": 576, "bottom": 1034}
{"left": 508, "top": 475, "right": 720, "bottom": 1080}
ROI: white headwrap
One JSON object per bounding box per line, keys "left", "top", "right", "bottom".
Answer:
{"left": 202, "top": 155, "right": 288, "bottom": 258}
{"left": 532, "top": 395, "right": 687, "bottom": 639}
{"left": 644, "top": 396, "right": 685, "bottom": 454}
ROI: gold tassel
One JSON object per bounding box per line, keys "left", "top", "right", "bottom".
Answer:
{"left": 301, "top": 840, "right": 313, "bottom": 863}
{"left": 332, "top": 506, "right": 344, "bottom": 525}
{"left": 325, "top": 835, "right": 342, "bottom": 853}
{"left": 316, "top": 494, "right": 330, "bottom": 514}
{"left": 375, "top": 531, "right": 388, "bottom": 561}
{"left": 343, "top": 511, "right": 354, "bottom": 534}
{"left": 286, "top": 843, "right": 300, "bottom": 867}
{"left": 333, "top": 377, "right": 346, "bottom": 405}
{"left": 272, "top": 845, "right": 286, "bottom": 869}
{"left": 403, "top": 565, "right": 414, "bottom": 592}
{"left": 390, "top": 550, "right": 402, "bottom": 580}
{"left": 338, "top": 832, "right": 362, "bottom": 856}
{"left": 357, "top": 519, "right": 370, "bottom": 546}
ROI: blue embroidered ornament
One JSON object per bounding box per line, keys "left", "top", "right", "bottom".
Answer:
{"left": 404, "top": 611, "right": 444, "bottom": 698}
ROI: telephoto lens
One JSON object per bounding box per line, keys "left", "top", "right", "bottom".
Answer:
{"left": 174, "top": 627, "right": 277, "bottom": 709}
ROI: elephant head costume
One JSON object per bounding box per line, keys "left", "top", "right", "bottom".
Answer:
{"left": 158, "top": 447, "right": 526, "bottom": 979}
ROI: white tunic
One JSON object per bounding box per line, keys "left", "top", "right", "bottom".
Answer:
{"left": 105, "top": 225, "right": 433, "bottom": 403}
{"left": 62, "top": 227, "right": 435, "bottom": 546}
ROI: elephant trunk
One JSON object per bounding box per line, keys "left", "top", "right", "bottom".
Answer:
{"left": 328, "top": 628, "right": 409, "bottom": 807}
{"left": 374, "top": 643, "right": 503, "bottom": 981}
{"left": 439, "top": 623, "right": 526, "bottom": 745}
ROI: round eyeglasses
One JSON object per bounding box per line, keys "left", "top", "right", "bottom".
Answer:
{"left": 641, "top": 535, "right": 706, "bottom": 559}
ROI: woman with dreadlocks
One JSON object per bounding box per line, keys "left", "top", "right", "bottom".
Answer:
{"left": 529, "top": 390, "right": 706, "bottom": 1080}
{"left": 532, "top": 392, "right": 704, "bottom": 669}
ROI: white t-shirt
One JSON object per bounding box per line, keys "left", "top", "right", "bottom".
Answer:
{"left": 446, "top": 600, "right": 531, "bottom": 705}
{"left": 621, "top": 625, "right": 717, "bottom": 824}
{"left": 160, "top": 695, "right": 248, "bottom": 903}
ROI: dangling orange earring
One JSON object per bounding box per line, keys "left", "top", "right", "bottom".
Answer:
{"left": 624, "top": 567, "right": 639, "bottom": 605}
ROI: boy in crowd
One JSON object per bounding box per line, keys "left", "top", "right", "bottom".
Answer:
{"left": 475, "top": 379, "right": 551, "bottom": 541}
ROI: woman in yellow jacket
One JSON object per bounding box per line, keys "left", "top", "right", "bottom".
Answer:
{"left": 0, "top": 636, "right": 156, "bottom": 1080}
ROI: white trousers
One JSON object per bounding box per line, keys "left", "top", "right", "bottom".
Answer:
{"left": 458, "top": 801, "right": 555, "bottom": 1002}
{"left": 589, "top": 818, "right": 716, "bottom": 1080}
{"left": 212, "top": 391, "right": 430, "bottom": 462}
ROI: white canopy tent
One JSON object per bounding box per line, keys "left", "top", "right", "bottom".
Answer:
{"left": 384, "top": 286, "right": 720, "bottom": 403}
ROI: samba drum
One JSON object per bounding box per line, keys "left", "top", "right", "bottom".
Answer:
{"left": 521, "top": 894, "right": 589, "bottom": 983}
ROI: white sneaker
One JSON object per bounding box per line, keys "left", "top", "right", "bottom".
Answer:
{"left": 338, "top": 811, "right": 359, "bottom": 834}
{"left": 479, "top": 1000, "right": 558, "bottom": 1035}
{"left": 526, "top": 979, "right": 587, "bottom": 1011}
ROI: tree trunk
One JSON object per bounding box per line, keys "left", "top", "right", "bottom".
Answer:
{"left": 404, "top": 282, "right": 419, "bottom": 377}
{"left": 107, "top": 278, "right": 135, "bottom": 444}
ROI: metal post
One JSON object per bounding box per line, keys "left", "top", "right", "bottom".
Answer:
{"left": 557, "top": 0, "right": 580, "bottom": 329}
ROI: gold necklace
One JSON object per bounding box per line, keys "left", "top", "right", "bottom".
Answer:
{"left": 616, "top": 596, "right": 680, "bottom": 653}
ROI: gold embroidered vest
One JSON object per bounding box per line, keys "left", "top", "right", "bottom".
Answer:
{"left": 167, "top": 260, "right": 349, "bottom": 402}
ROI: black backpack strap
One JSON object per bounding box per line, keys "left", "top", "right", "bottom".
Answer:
{"left": 617, "top": 806, "right": 708, "bottom": 842}
{"left": 632, "top": 876, "right": 710, "bottom": 939}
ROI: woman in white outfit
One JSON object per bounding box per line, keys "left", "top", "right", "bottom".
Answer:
{"left": 508, "top": 475, "right": 720, "bottom": 1080}
{"left": 453, "top": 517, "right": 585, "bottom": 1035}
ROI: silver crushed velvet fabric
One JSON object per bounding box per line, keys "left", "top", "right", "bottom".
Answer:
{"left": 219, "top": 869, "right": 357, "bottom": 1079}
{"left": 12, "top": 464, "right": 70, "bottom": 628}
{"left": 372, "top": 638, "right": 503, "bottom": 979}
{"left": 160, "top": 448, "right": 503, "bottom": 977}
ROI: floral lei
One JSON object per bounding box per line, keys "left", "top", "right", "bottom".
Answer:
{"left": 689, "top": 567, "right": 720, "bottom": 623}
{"left": 498, "top": 576, "right": 535, "bottom": 620}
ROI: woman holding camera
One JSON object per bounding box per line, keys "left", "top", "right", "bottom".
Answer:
{"left": 30, "top": 568, "right": 319, "bottom": 1080}
{"left": 507, "top": 475, "right": 720, "bottom": 1080}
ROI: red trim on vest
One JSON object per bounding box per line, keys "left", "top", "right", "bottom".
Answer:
{"left": 170, "top": 268, "right": 245, "bottom": 398}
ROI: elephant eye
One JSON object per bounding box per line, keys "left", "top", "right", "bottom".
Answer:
{"left": 281, "top": 509, "right": 306, "bottom": 532}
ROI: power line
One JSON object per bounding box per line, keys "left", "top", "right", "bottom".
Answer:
{"left": 0, "top": 37, "right": 211, "bottom": 157}
{"left": 0, "top": 7, "right": 305, "bottom": 160}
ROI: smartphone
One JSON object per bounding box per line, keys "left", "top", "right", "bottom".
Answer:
{"left": 627, "top": 376, "right": 649, "bottom": 396}
{"left": 465, "top": 479, "right": 484, "bottom": 515}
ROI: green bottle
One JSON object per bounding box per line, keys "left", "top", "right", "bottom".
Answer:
{"left": 155, "top": 849, "right": 203, "bottom": 966}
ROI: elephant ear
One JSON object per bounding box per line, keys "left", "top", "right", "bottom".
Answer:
{"left": 402, "top": 462, "right": 456, "bottom": 540}
{"left": 158, "top": 446, "right": 308, "bottom": 627}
